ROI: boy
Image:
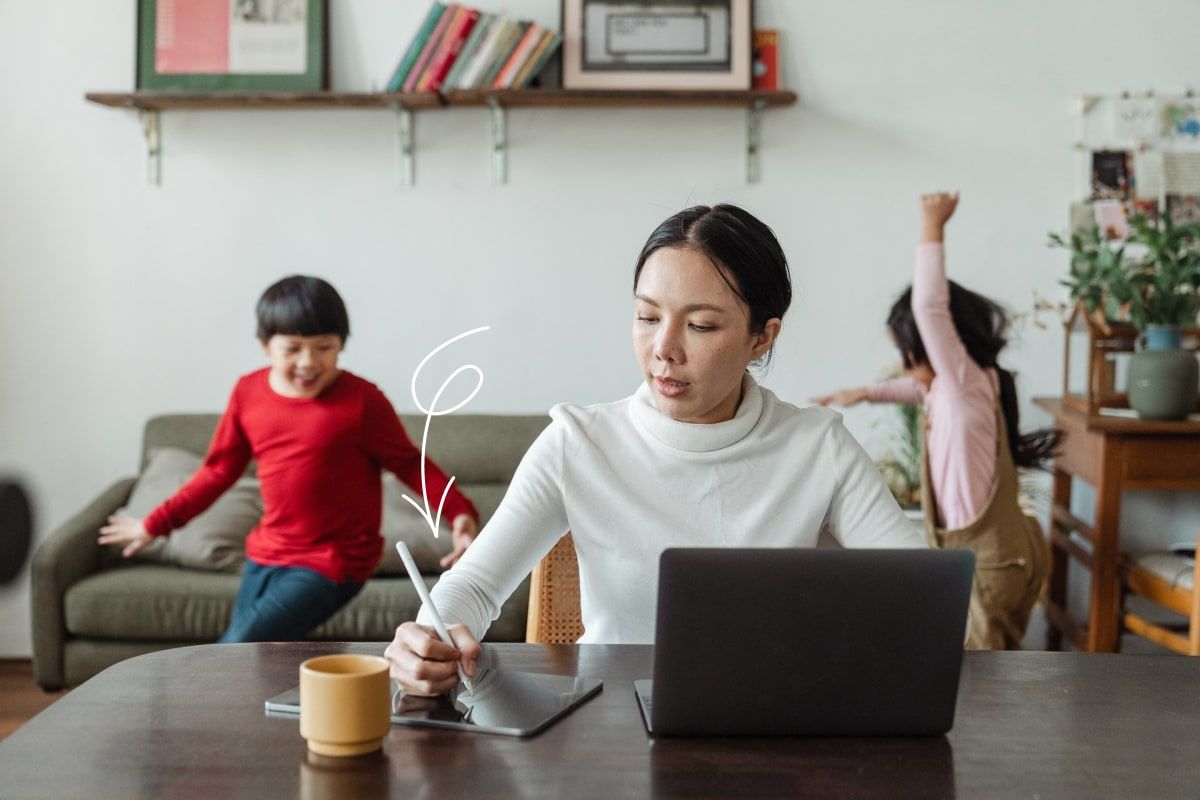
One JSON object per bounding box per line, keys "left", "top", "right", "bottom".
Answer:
{"left": 100, "top": 275, "right": 478, "bottom": 642}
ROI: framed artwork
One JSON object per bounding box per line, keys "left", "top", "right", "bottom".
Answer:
{"left": 137, "top": 0, "right": 328, "bottom": 91}
{"left": 561, "top": 0, "right": 752, "bottom": 91}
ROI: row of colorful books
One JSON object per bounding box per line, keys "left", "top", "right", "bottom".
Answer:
{"left": 386, "top": 3, "right": 562, "bottom": 94}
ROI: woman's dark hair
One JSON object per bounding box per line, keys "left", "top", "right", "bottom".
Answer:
{"left": 633, "top": 204, "right": 792, "bottom": 366}
{"left": 256, "top": 275, "right": 350, "bottom": 343}
{"left": 887, "top": 282, "right": 1062, "bottom": 470}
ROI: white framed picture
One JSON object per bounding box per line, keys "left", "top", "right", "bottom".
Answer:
{"left": 562, "top": 0, "right": 752, "bottom": 91}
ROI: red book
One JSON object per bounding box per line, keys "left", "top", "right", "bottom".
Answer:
{"left": 404, "top": 4, "right": 459, "bottom": 92}
{"left": 419, "top": 7, "right": 481, "bottom": 92}
{"left": 752, "top": 29, "right": 779, "bottom": 91}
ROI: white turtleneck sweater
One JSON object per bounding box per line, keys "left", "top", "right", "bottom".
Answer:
{"left": 419, "top": 376, "right": 926, "bottom": 644}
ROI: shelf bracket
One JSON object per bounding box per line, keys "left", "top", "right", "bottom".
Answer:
{"left": 139, "top": 109, "right": 162, "bottom": 187}
{"left": 390, "top": 103, "right": 415, "bottom": 188}
{"left": 489, "top": 98, "right": 508, "bottom": 185}
{"left": 746, "top": 99, "right": 767, "bottom": 184}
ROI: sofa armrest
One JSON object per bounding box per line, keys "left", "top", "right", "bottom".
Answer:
{"left": 31, "top": 478, "right": 136, "bottom": 690}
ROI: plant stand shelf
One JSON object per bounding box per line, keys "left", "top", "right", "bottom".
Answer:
{"left": 85, "top": 89, "right": 797, "bottom": 187}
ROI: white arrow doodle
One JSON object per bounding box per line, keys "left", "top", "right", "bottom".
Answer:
{"left": 401, "top": 325, "right": 490, "bottom": 539}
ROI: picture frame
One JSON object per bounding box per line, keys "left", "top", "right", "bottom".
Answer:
{"left": 137, "top": 0, "right": 328, "bottom": 91}
{"left": 561, "top": 0, "right": 752, "bottom": 91}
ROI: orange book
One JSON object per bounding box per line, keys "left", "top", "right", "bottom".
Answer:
{"left": 752, "top": 29, "right": 779, "bottom": 91}
{"left": 512, "top": 29, "right": 555, "bottom": 88}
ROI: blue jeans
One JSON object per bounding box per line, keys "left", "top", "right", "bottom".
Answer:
{"left": 218, "top": 560, "right": 364, "bottom": 643}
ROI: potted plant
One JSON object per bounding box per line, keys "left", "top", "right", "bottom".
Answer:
{"left": 1049, "top": 215, "right": 1200, "bottom": 419}
{"left": 875, "top": 399, "right": 922, "bottom": 510}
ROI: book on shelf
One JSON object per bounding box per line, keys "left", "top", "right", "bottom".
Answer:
{"left": 403, "top": 3, "right": 459, "bottom": 92}
{"left": 442, "top": 12, "right": 493, "bottom": 90}
{"left": 455, "top": 16, "right": 515, "bottom": 90}
{"left": 752, "top": 29, "right": 779, "bottom": 91}
{"left": 480, "top": 21, "right": 529, "bottom": 89}
{"left": 386, "top": 3, "right": 446, "bottom": 92}
{"left": 513, "top": 30, "right": 561, "bottom": 89}
{"left": 389, "top": 3, "right": 560, "bottom": 95}
{"left": 418, "top": 7, "right": 481, "bottom": 92}
{"left": 493, "top": 23, "right": 543, "bottom": 89}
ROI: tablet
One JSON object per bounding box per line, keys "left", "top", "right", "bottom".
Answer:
{"left": 265, "top": 668, "right": 603, "bottom": 738}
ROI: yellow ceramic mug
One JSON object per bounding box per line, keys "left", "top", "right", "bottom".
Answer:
{"left": 299, "top": 654, "right": 391, "bottom": 757}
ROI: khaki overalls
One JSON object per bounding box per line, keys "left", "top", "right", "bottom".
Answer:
{"left": 921, "top": 407, "right": 1049, "bottom": 650}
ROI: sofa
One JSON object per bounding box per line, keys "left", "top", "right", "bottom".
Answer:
{"left": 31, "top": 412, "right": 551, "bottom": 690}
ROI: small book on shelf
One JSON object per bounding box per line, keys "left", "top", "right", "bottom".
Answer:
{"left": 442, "top": 12, "right": 493, "bottom": 91}
{"left": 386, "top": 3, "right": 446, "bottom": 92}
{"left": 513, "top": 30, "right": 560, "bottom": 89}
{"left": 493, "top": 23, "right": 543, "bottom": 89}
{"left": 457, "top": 16, "right": 515, "bottom": 90}
{"left": 418, "top": 7, "right": 481, "bottom": 92}
{"left": 403, "top": 3, "right": 459, "bottom": 92}
{"left": 480, "top": 21, "right": 529, "bottom": 89}
{"left": 752, "top": 29, "right": 779, "bottom": 91}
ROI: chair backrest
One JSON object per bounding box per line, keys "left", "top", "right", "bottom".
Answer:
{"left": 525, "top": 534, "right": 585, "bottom": 644}
{"left": 1119, "top": 527, "right": 1199, "bottom": 655}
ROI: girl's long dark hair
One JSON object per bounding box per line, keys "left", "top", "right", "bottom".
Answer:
{"left": 887, "top": 282, "right": 1063, "bottom": 470}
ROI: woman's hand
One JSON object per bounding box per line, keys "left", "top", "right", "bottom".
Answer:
{"left": 812, "top": 387, "right": 869, "bottom": 407}
{"left": 920, "top": 192, "right": 959, "bottom": 243}
{"left": 439, "top": 514, "right": 479, "bottom": 568}
{"left": 98, "top": 515, "right": 153, "bottom": 557}
{"left": 385, "top": 621, "right": 480, "bottom": 696}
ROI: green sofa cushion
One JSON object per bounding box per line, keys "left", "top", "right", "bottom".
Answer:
{"left": 64, "top": 564, "right": 529, "bottom": 642}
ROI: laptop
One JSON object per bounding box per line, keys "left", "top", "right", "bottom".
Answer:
{"left": 635, "top": 547, "right": 975, "bottom": 737}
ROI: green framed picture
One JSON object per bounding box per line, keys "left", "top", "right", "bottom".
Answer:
{"left": 137, "top": 0, "right": 328, "bottom": 91}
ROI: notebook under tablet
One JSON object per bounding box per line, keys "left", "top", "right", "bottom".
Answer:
{"left": 635, "top": 548, "right": 975, "bottom": 737}
{"left": 266, "top": 668, "right": 602, "bottom": 738}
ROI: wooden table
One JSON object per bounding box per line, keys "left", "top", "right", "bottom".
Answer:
{"left": 2, "top": 642, "right": 1199, "bottom": 799}
{"left": 1034, "top": 397, "right": 1200, "bottom": 652}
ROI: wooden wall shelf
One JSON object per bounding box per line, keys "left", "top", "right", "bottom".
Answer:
{"left": 84, "top": 89, "right": 798, "bottom": 186}
{"left": 86, "top": 89, "right": 796, "bottom": 110}
{"left": 85, "top": 91, "right": 443, "bottom": 111}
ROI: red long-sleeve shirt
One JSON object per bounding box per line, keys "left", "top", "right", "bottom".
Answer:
{"left": 144, "top": 368, "right": 477, "bottom": 582}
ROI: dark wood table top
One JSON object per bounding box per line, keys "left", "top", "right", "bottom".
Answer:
{"left": 2, "top": 643, "right": 1198, "bottom": 799}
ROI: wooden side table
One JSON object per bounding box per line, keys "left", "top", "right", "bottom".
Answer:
{"left": 1035, "top": 398, "right": 1200, "bottom": 652}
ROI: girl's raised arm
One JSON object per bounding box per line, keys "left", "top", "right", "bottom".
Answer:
{"left": 911, "top": 192, "right": 977, "bottom": 389}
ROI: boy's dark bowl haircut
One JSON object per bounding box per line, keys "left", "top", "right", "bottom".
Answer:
{"left": 256, "top": 275, "right": 350, "bottom": 343}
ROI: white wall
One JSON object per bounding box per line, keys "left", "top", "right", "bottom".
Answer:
{"left": 1, "top": 0, "right": 1198, "bottom": 656}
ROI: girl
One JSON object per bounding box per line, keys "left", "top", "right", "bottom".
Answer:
{"left": 815, "top": 192, "right": 1060, "bottom": 650}
{"left": 386, "top": 204, "right": 927, "bottom": 696}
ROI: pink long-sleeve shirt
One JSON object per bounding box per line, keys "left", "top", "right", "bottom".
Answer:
{"left": 867, "top": 243, "right": 999, "bottom": 530}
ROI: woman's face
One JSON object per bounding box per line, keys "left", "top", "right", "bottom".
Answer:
{"left": 633, "top": 246, "right": 780, "bottom": 424}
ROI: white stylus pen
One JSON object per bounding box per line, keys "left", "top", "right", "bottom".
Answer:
{"left": 394, "top": 541, "right": 476, "bottom": 694}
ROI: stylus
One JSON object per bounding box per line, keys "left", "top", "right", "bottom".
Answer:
{"left": 395, "top": 541, "right": 476, "bottom": 694}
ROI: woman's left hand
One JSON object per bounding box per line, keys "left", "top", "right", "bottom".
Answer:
{"left": 440, "top": 514, "right": 479, "bottom": 568}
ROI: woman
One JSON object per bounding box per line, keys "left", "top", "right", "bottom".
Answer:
{"left": 386, "top": 204, "right": 925, "bottom": 695}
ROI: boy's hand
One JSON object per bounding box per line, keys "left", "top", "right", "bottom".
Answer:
{"left": 812, "top": 387, "right": 869, "bottom": 407}
{"left": 439, "top": 514, "right": 478, "bottom": 568}
{"left": 920, "top": 192, "right": 959, "bottom": 243}
{"left": 98, "top": 515, "right": 153, "bottom": 558}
